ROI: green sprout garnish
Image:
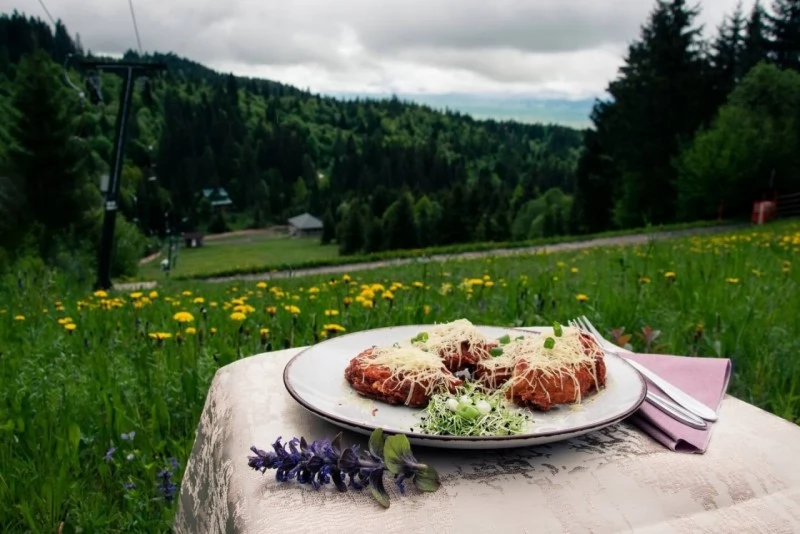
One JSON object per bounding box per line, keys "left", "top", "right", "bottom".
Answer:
{"left": 490, "top": 347, "right": 504, "bottom": 357}
{"left": 553, "top": 322, "right": 563, "bottom": 337}
{"left": 411, "top": 332, "right": 429, "bottom": 343}
{"left": 543, "top": 337, "right": 555, "bottom": 349}
{"left": 497, "top": 334, "right": 511, "bottom": 345}
{"left": 417, "top": 383, "right": 529, "bottom": 437}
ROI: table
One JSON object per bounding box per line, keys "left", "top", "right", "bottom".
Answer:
{"left": 175, "top": 337, "right": 800, "bottom": 533}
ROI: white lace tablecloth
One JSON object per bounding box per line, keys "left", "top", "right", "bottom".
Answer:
{"left": 174, "top": 333, "right": 800, "bottom": 533}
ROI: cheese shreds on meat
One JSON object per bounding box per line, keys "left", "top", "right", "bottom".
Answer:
{"left": 411, "top": 318, "right": 494, "bottom": 369}
{"left": 368, "top": 345, "right": 460, "bottom": 403}
{"left": 501, "top": 327, "right": 605, "bottom": 407}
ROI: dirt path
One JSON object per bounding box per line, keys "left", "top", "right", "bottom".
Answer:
{"left": 115, "top": 224, "right": 742, "bottom": 291}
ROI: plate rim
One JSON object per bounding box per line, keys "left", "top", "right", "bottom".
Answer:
{"left": 282, "top": 324, "right": 648, "bottom": 443}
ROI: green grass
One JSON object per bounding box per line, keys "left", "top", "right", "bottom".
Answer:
{"left": 137, "top": 235, "right": 339, "bottom": 280}
{"left": 1, "top": 220, "right": 798, "bottom": 531}
{"left": 130, "top": 218, "right": 740, "bottom": 282}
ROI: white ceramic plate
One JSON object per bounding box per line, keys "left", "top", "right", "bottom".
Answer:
{"left": 283, "top": 325, "right": 647, "bottom": 449}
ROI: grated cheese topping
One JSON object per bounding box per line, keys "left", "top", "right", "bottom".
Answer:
{"left": 410, "top": 318, "right": 493, "bottom": 365}
{"left": 500, "top": 327, "right": 604, "bottom": 404}
{"left": 367, "top": 345, "right": 459, "bottom": 403}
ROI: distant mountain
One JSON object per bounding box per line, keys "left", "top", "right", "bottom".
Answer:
{"left": 331, "top": 92, "right": 595, "bottom": 129}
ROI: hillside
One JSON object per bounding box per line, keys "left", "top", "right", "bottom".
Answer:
{"left": 0, "top": 11, "right": 584, "bottom": 275}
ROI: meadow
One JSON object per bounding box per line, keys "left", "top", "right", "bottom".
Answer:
{"left": 1, "top": 221, "right": 798, "bottom": 531}
{"left": 137, "top": 233, "right": 339, "bottom": 280}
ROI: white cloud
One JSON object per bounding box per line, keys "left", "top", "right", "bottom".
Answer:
{"left": 15, "top": 0, "right": 753, "bottom": 99}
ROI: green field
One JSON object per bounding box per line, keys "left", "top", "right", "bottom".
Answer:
{"left": 137, "top": 234, "right": 339, "bottom": 280}
{"left": 1, "top": 221, "right": 799, "bottom": 531}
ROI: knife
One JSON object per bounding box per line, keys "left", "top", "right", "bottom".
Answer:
{"left": 646, "top": 390, "right": 707, "bottom": 430}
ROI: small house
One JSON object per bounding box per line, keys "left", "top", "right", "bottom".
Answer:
{"left": 201, "top": 187, "right": 233, "bottom": 211}
{"left": 287, "top": 212, "right": 324, "bottom": 237}
{"left": 183, "top": 232, "right": 205, "bottom": 248}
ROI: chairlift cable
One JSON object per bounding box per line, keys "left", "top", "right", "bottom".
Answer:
{"left": 128, "top": 0, "right": 144, "bottom": 56}
{"left": 36, "top": 0, "right": 56, "bottom": 26}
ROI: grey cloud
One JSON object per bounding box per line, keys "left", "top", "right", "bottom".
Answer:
{"left": 16, "top": 0, "right": 748, "bottom": 96}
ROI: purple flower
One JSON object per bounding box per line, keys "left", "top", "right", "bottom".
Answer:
{"left": 104, "top": 447, "right": 116, "bottom": 462}
{"left": 123, "top": 482, "right": 136, "bottom": 491}
{"left": 157, "top": 468, "right": 177, "bottom": 503}
{"left": 247, "top": 429, "right": 440, "bottom": 509}
{"left": 121, "top": 431, "right": 136, "bottom": 441}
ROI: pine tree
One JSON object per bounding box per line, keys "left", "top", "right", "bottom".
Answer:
{"left": 742, "top": 2, "right": 771, "bottom": 75}
{"left": 595, "top": 0, "right": 715, "bottom": 226}
{"left": 767, "top": 0, "right": 800, "bottom": 71}
{"left": 710, "top": 2, "right": 746, "bottom": 101}
{"left": 4, "top": 49, "right": 90, "bottom": 258}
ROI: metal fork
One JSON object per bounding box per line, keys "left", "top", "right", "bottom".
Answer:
{"left": 565, "top": 319, "right": 707, "bottom": 430}
{"left": 573, "top": 316, "right": 717, "bottom": 423}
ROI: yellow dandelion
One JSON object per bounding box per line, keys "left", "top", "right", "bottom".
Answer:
{"left": 266, "top": 306, "right": 277, "bottom": 316}
{"left": 639, "top": 277, "right": 651, "bottom": 284}
{"left": 343, "top": 297, "right": 352, "bottom": 307}
{"left": 64, "top": 323, "right": 77, "bottom": 331}
{"left": 362, "top": 299, "right": 374, "bottom": 309}
{"left": 210, "top": 327, "right": 218, "bottom": 335}
{"left": 130, "top": 292, "right": 142, "bottom": 299}
{"left": 149, "top": 291, "right": 158, "bottom": 299}
{"left": 259, "top": 327, "right": 270, "bottom": 337}
{"left": 256, "top": 281, "right": 267, "bottom": 289}
{"left": 93, "top": 290, "right": 108, "bottom": 298}
{"left": 342, "top": 274, "right": 352, "bottom": 283}
{"left": 182, "top": 290, "right": 193, "bottom": 296}
{"left": 193, "top": 297, "right": 205, "bottom": 304}
{"left": 14, "top": 315, "right": 25, "bottom": 321}
{"left": 571, "top": 267, "right": 579, "bottom": 274}
{"left": 324, "top": 309, "right": 340, "bottom": 317}
{"left": 485, "top": 281, "right": 494, "bottom": 288}
{"left": 576, "top": 294, "right": 589, "bottom": 303}
{"left": 173, "top": 311, "right": 195, "bottom": 323}
{"left": 185, "top": 327, "right": 197, "bottom": 335}
{"left": 284, "top": 305, "right": 301, "bottom": 315}
{"left": 664, "top": 272, "right": 676, "bottom": 280}
{"left": 57, "top": 317, "right": 73, "bottom": 325}
{"left": 148, "top": 332, "right": 172, "bottom": 340}
{"left": 323, "top": 324, "right": 346, "bottom": 334}
{"left": 412, "top": 281, "right": 424, "bottom": 288}
{"left": 423, "top": 304, "right": 431, "bottom": 315}
{"left": 382, "top": 290, "right": 395, "bottom": 300}
{"left": 230, "top": 311, "right": 247, "bottom": 321}
{"left": 726, "top": 278, "right": 740, "bottom": 285}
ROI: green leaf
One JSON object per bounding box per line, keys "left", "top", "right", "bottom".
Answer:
{"left": 553, "top": 322, "right": 563, "bottom": 337}
{"left": 368, "top": 469, "right": 390, "bottom": 508}
{"left": 369, "top": 428, "right": 385, "bottom": 459}
{"left": 497, "top": 334, "right": 511, "bottom": 344}
{"left": 413, "top": 465, "right": 441, "bottom": 493}
{"left": 543, "top": 337, "right": 555, "bottom": 349}
{"left": 383, "top": 434, "right": 412, "bottom": 475}
{"left": 490, "top": 347, "right": 504, "bottom": 357}
{"left": 68, "top": 423, "right": 81, "bottom": 452}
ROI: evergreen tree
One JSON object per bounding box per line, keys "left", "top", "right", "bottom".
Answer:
{"left": 594, "top": 0, "right": 715, "bottom": 227}
{"left": 710, "top": 2, "right": 746, "bottom": 101}
{"left": 742, "top": 2, "right": 771, "bottom": 77}
{"left": 767, "top": 0, "right": 800, "bottom": 71}
{"left": 4, "top": 49, "right": 92, "bottom": 258}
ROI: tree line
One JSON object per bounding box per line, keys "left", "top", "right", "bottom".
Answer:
{"left": 2, "top": 0, "right": 800, "bottom": 274}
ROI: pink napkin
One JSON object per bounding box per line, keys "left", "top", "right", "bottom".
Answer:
{"left": 623, "top": 352, "right": 732, "bottom": 454}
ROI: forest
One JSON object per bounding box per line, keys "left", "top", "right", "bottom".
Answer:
{"left": 1, "top": 0, "right": 800, "bottom": 278}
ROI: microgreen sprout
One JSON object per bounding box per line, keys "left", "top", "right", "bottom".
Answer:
{"left": 544, "top": 337, "right": 555, "bottom": 349}
{"left": 417, "top": 382, "right": 529, "bottom": 437}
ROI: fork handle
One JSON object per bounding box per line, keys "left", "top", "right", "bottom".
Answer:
{"left": 624, "top": 358, "right": 718, "bottom": 422}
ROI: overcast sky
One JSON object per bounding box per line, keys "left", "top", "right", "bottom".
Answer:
{"left": 12, "top": 0, "right": 752, "bottom": 99}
